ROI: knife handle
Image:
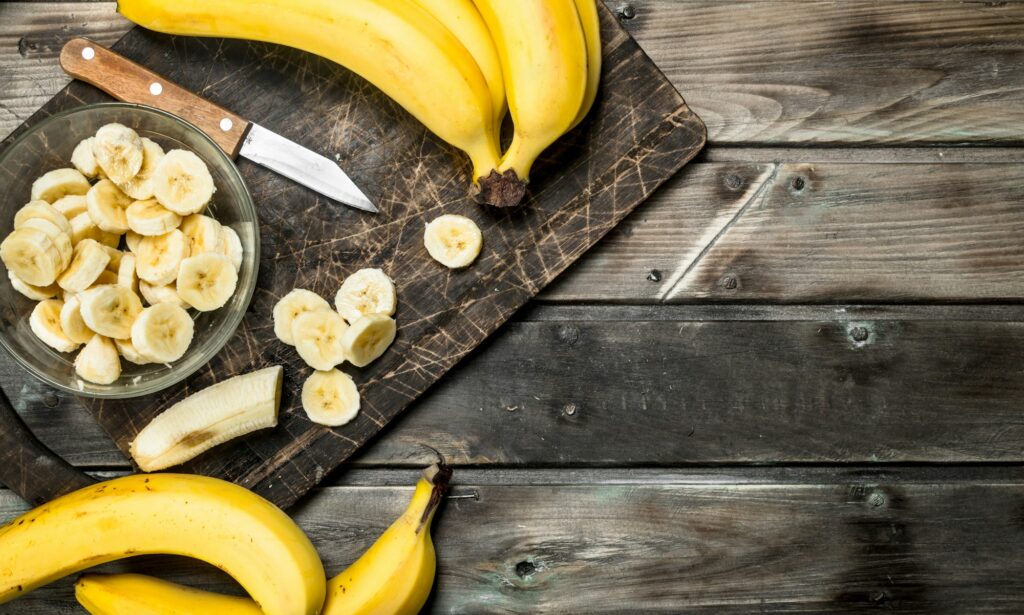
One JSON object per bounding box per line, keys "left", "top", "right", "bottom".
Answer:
{"left": 60, "top": 37, "right": 250, "bottom": 157}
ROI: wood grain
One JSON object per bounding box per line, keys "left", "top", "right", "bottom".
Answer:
{"left": 6, "top": 470, "right": 1024, "bottom": 613}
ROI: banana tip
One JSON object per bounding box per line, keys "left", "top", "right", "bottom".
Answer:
{"left": 474, "top": 169, "right": 526, "bottom": 208}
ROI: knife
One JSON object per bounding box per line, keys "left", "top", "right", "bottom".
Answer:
{"left": 58, "top": 37, "right": 377, "bottom": 213}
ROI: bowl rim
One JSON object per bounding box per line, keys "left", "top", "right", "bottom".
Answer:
{"left": 0, "top": 102, "right": 260, "bottom": 399}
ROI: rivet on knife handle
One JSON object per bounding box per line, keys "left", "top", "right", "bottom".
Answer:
{"left": 59, "top": 37, "right": 250, "bottom": 157}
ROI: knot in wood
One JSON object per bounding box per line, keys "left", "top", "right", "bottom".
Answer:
{"left": 515, "top": 560, "right": 536, "bottom": 579}
{"left": 557, "top": 324, "right": 581, "bottom": 346}
{"left": 647, "top": 269, "right": 662, "bottom": 282}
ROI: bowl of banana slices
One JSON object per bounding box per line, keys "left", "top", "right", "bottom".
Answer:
{"left": 0, "top": 103, "right": 259, "bottom": 398}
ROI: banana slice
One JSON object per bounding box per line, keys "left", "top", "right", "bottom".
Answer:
{"left": 8, "top": 270, "right": 59, "bottom": 301}
{"left": 57, "top": 238, "right": 112, "bottom": 293}
{"left": 1, "top": 227, "right": 63, "bottom": 286}
{"left": 29, "top": 299, "right": 80, "bottom": 353}
{"left": 176, "top": 253, "right": 237, "bottom": 311}
{"left": 118, "top": 137, "right": 165, "bottom": 200}
{"left": 79, "top": 284, "right": 143, "bottom": 339}
{"left": 135, "top": 229, "right": 188, "bottom": 286}
{"left": 71, "top": 137, "right": 101, "bottom": 179}
{"left": 91, "top": 270, "right": 120, "bottom": 287}
{"left": 74, "top": 334, "right": 121, "bottom": 385}
{"left": 423, "top": 214, "right": 483, "bottom": 268}
{"left": 53, "top": 194, "right": 88, "bottom": 221}
{"left": 180, "top": 213, "right": 223, "bottom": 256}
{"left": 60, "top": 294, "right": 96, "bottom": 344}
{"left": 219, "top": 226, "right": 243, "bottom": 272}
{"left": 86, "top": 179, "right": 133, "bottom": 234}
{"left": 139, "top": 280, "right": 190, "bottom": 309}
{"left": 117, "top": 252, "right": 139, "bottom": 293}
{"left": 30, "top": 168, "right": 91, "bottom": 203}
{"left": 114, "top": 337, "right": 153, "bottom": 365}
{"left": 93, "top": 123, "right": 144, "bottom": 184}
{"left": 16, "top": 218, "right": 72, "bottom": 271}
{"left": 69, "top": 212, "right": 121, "bottom": 248}
{"left": 152, "top": 149, "right": 215, "bottom": 215}
{"left": 14, "top": 200, "right": 74, "bottom": 237}
{"left": 101, "top": 246, "right": 123, "bottom": 273}
{"left": 301, "top": 369, "right": 360, "bottom": 427}
{"left": 125, "top": 230, "right": 143, "bottom": 253}
{"left": 334, "top": 268, "right": 396, "bottom": 323}
{"left": 340, "top": 314, "right": 397, "bottom": 367}
{"left": 273, "top": 289, "right": 331, "bottom": 345}
{"left": 131, "top": 302, "right": 195, "bottom": 363}
{"left": 126, "top": 199, "right": 182, "bottom": 236}
{"left": 291, "top": 309, "right": 348, "bottom": 370}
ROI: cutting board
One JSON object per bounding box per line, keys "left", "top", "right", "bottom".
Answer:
{"left": 1, "top": 4, "right": 705, "bottom": 509}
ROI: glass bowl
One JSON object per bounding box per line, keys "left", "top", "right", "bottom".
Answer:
{"left": 0, "top": 103, "right": 259, "bottom": 398}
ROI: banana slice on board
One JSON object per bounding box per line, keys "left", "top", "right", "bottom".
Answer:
{"left": 291, "top": 309, "right": 348, "bottom": 370}
{"left": 8, "top": 270, "right": 59, "bottom": 301}
{"left": 180, "top": 213, "right": 223, "bottom": 256}
{"left": 273, "top": 289, "right": 331, "bottom": 345}
{"left": 341, "top": 314, "right": 397, "bottom": 367}
{"left": 15, "top": 200, "right": 74, "bottom": 237}
{"left": 130, "top": 302, "right": 194, "bottom": 363}
{"left": 68, "top": 212, "right": 120, "bottom": 248}
{"left": 53, "top": 195, "right": 89, "bottom": 221}
{"left": 176, "top": 253, "right": 237, "bottom": 311}
{"left": 93, "top": 123, "right": 144, "bottom": 184}
{"left": 301, "top": 368, "right": 360, "bottom": 427}
{"left": 135, "top": 229, "right": 188, "bottom": 286}
{"left": 30, "top": 168, "right": 91, "bottom": 203}
{"left": 139, "top": 280, "right": 190, "bottom": 309}
{"left": 423, "top": 214, "right": 482, "bottom": 268}
{"left": 117, "top": 252, "right": 139, "bottom": 293}
{"left": 334, "top": 268, "right": 396, "bottom": 323}
{"left": 74, "top": 334, "right": 121, "bottom": 385}
{"left": 125, "top": 230, "right": 143, "bottom": 253}
{"left": 1, "top": 227, "right": 63, "bottom": 287}
{"left": 152, "top": 150, "right": 215, "bottom": 215}
{"left": 16, "top": 218, "right": 72, "bottom": 271}
{"left": 58, "top": 238, "right": 112, "bottom": 293}
{"left": 86, "top": 180, "right": 133, "bottom": 234}
{"left": 114, "top": 337, "right": 153, "bottom": 365}
{"left": 118, "top": 137, "right": 165, "bottom": 200}
{"left": 126, "top": 199, "right": 181, "bottom": 236}
{"left": 60, "top": 294, "right": 96, "bottom": 345}
{"left": 71, "top": 137, "right": 101, "bottom": 179}
{"left": 79, "top": 285, "right": 144, "bottom": 340}
{"left": 30, "top": 299, "right": 80, "bottom": 353}
{"left": 219, "top": 226, "right": 243, "bottom": 272}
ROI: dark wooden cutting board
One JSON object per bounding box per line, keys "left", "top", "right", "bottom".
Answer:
{"left": 2, "top": 4, "right": 705, "bottom": 509}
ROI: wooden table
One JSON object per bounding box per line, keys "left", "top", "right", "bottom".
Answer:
{"left": 3, "top": 1, "right": 1024, "bottom": 612}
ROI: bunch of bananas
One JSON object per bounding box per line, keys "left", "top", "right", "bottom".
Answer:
{"left": 0, "top": 464, "right": 451, "bottom": 615}
{"left": 117, "top": 0, "right": 602, "bottom": 208}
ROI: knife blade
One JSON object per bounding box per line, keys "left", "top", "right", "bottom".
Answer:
{"left": 59, "top": 37, "right": 377, "bottom": 213}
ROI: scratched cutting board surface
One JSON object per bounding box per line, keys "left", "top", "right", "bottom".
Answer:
{"left": 3, "top": 5, "right": 705, "bottom": 509}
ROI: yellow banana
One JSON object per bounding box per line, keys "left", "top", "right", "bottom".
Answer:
{"left": 72, "top": 464, "right": 452, "bottom": 615}
{"left": 118, "top": 0, "right": 501, "bottom": 182}
{"left": 0, "top": 474, "right": 325, "bottom": 615}
{"left": 473, "top": 0, "right": 589, "bottom": 207}
{"left": 571, "top": 0, "right": 603, "bottom": 130}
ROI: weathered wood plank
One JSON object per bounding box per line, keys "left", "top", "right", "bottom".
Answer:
{"left": 5, "top": 472, "right": 1024, "bottom": 613}
{"left": 11, "top": 310, "right": 1024, "bottom": 470}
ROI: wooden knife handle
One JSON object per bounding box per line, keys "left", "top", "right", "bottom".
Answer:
{"left": 60, "top": 37, "right": 250, "bottom": 157}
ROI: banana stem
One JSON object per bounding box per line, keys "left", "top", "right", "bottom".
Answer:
{"left": 474, "top": 169, "right": 527, "bottom": 208}
{"left": 417, "top": 462, "right": 452, "bottom": 533}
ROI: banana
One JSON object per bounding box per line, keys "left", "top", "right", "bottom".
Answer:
{"left": 113, "top": 337, "right": 153, "bottom": 365}
{"left": 117, "top": 252, "right": 139, "bottom": 293}
{"left": 53, "top": 194, "right": 89, "bottom": 220}
{"left": 100, "top": 245, "right": 123, "bottom": 273}
{"left": 118, "top": 0, "right": 502, "bottom": 183}
{"left": 30, "top": 168, "right": 91, "bottom": 203}
{"left": 86, "top": 179, "right": 133, "bottom": 234}
{"left": 0, "top": 473, "right": 327, "bottom": 615}
{"left": 151, "top": 149, "right": 215, "bottom": 215}
{"left": 570, "top": 0, "right": 602, "bottom": 130}
{"left": 79, "top": 285, "right": 143, "bottom": 340}
{"left": 423, "top": 214, "right": 483, "bottom": 268}
{"left": 76, "top": 574, "right": 263, "bottom": 615}
{"left": 15, "top": 217, "right": 72, "bottom": 270}
{"left": 93, "top": 123, "right": 144, "bottom": 184}
{"left": 292, "top": 309, "right": 349, "bottom": 370}
{"left": 472, "top": 0, "right": 589, "bottom": 207}
{"left": 60, "top": 294, "right": 96, "bottom": 344}
{"left": 301, "top": 368, "right": 360, "bottom": 426}
{"left": 118, "top": 137, "right": 165, "bottom": 200}
{"left": 180, "top": 212, "right": 223, "bottom": 255}
{"left": 91, "top": 270, "right": 120, "bottom": 287}
{"left": 8, "top": 270, "right": 59, "bottom": 301}
{"left": 125, "top": 229, "right": 143, "bottom": 252}
{"left": 135, "top": 229, "right": 188, "bottom": 285}
{"left": 71, "top": 137, "right": 102, "bottom": 179}
{"left": 74, "top": 334, "right": 121, "bottom": 384}
{"left": 126, "top": 198, "right": 182, "bottom": 235}
{"left": 139, "top": 279, "right": 190, "bottom": 309}
{"left": 341, "top": 314, "right": 397, "bottom": 367}
{"left": 220, "top": 225, "right": 243, "bottom": 272}
{"left": 29, "top": 299, "right": 80, "bottom": 353}
{"left": 130, "top": 366, "right": 282, "bottom": 471}
{"left": 273, "top": 289, "right": 331, "bottom": 345}
{"left": 1, "top": 227, "right": 63, "bottom": 286}
{"left": 130, "top": 302, "right": 195, "bottom": 363}
{"left": 57, "top": 238, "right": 111, "bottom": 293}
{"left": 14, "top": 200, "right": 74, "bottom": 237}
{"left": 176, "top": 252, "right": 237, "bottom": 311}
{"left": 334, "top": 268, "right": 396, "bottom": 324}
{"left": 68, "top": 212, "right": 121, "bottom": 248}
